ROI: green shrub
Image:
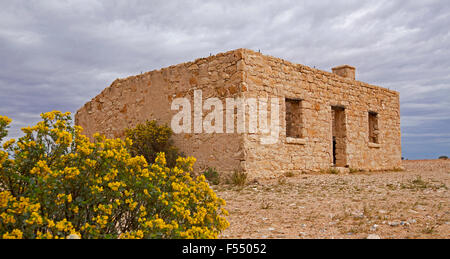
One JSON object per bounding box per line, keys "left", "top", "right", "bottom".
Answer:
{"left": 329, "top": 168, "right": 340, "bottom": 174}
{"left": 349, "top": 168, "right": 362, "bottom": 174}
{"left": 230, "top": 170, "right": 247, "bottom": 186}
{"left": 125, "top": 120, "right": 182, "bottom": 168}
{"left": 0, "top": 112, "right": 229, "bottom": 239}
{"left": 284, "top": 171, "right": 295, "bottom": 177}
{"left": 202, "top": 167, "right": 220, "bottom": 185}
{"left": 321, "top": 168, "right": 339, "bottom": 175}
{"left": 439, "top": 156, "right": 448, "bottom": 160}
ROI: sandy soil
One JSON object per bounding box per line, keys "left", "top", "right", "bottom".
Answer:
{"left": 215, "top": 160, "right": 450, "bottom": 239}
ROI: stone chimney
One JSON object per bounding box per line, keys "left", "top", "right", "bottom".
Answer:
{"left": 332, "top": 65, "right": 356, "bottom": 80}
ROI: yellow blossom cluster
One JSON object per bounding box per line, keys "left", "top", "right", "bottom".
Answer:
{"left": 0, "top": 116, "right": 12, "bottom": 125}
{"left": 0, "top": 191, "right": 80, "bottom": 239}
{"left": 0, "top": 111, "right": 229, "bottom": 239}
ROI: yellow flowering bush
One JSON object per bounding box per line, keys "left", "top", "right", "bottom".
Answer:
{"left": 0, "top": 111, "right": 229, "bottom": 239}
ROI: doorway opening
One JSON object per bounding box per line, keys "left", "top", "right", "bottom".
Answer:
{"left": 332, "top": 106, "right": 347, "bottom": 167}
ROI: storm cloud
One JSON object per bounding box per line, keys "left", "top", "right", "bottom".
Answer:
{"left": 1, "top": 0, "right": 449, "bottom": 159}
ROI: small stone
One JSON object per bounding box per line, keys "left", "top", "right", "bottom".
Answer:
{"left": 268, "top": 227, "right": 275, "bottom": 231}
{"left": 370, "top": 224, "right": 379, "bottom": 231}
{"left": 367, "top": 234, "right": 381, "bottom": 239}
{"left": 408, "top": 219, "right": 417, "bottom": 224}
{"left": 389, "top": 221, "right": 400, "bottom": 227}
{"left": 353, "top": 212, "right": 364, "bottom": 219}
{"left": 417, "top": 205, "right": 426, "bottom": 211}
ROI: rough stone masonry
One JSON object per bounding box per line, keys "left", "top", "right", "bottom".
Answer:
{"left": 76, "top": 49, "right": 402, "bottom": 178}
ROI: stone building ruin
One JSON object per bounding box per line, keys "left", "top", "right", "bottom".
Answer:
{"left": 76, "top": 49, "right": 402, "bottom": 178}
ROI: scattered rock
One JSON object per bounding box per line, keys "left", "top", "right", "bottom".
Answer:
{"left": 352, "top": 212, "right": 364, "bottom": 218}
{"left": 370, "top": 224, "right": 379, "bottom": 231}
{"left": 389, "top": 221, "right": 400, "bottom": 227}
{"left": 367, "top": 234, "right": 381, "bottom": 239}
{"left": 214, "top": 160, "right": 449, "bottom": 239}
{"left": 416, "top": 205, "right": 426, "bottom": 211}
{"left": 408, "top": 219, "right": 417, "bottom": 224}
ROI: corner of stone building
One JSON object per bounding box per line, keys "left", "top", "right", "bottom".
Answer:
{"left": 74, "top": 110, "right": 81, "bottom": 126}
{"left": 74, "top": 102, "right": 87, "bottom": 128}
{"left": 236, "top": 49, "right": 251, "bottom": 177}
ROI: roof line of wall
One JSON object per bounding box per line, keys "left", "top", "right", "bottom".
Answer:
{"left": 239, "top": 48, "right": 399, "bottom": 96}
{"left": 77, "top": 48, "right": 399, "bottom": 116}
{"left": 76, "top": 49, "right": 245, "bottom": 115}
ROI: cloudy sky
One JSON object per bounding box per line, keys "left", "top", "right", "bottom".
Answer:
{"left": 0, "top": 0, "right": 449, "bottom": 159}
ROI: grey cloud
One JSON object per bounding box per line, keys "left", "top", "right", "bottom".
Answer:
{"left": 0, "top": 0, "right": 449, "bottom": 159}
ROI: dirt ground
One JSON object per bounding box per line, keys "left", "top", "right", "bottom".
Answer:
{"left": 215, "top": 160, "right": 450, "bottom": 239}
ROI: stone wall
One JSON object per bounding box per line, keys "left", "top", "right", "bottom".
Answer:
{"left": 239, "top": 49, "right": 402, "bottom": 178}
{"left": 76, "top": 50, "right": 246, "bottom": 173}
{"left": 76, "top": 48, "right": 402, "bottom": 179}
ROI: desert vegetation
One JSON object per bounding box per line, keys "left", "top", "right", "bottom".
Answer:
{"left": 214, "top": 159, "right": 449, "bottom": 239}
{"left": 2, "top": 112, "right": 447, "bottom": 240}
{"left": 0, "top": 112, "right": 228, "bottom": 239}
